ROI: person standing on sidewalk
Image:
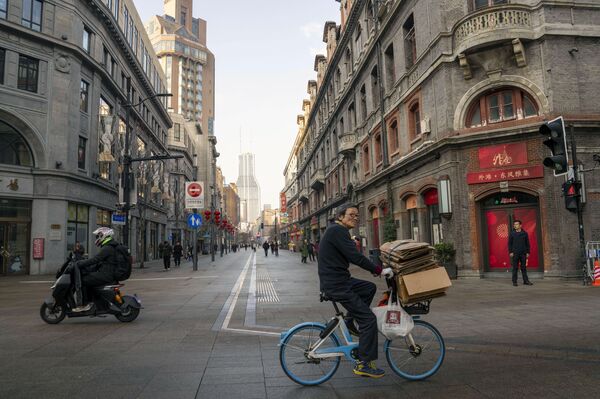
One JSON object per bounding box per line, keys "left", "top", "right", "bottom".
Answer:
{"left": 162, "top": 241, "right": 172, "bottom": 271}
{"left": 72, "top": 241, "right": 85, "bottom": 261}
{"left": 262, "top": 241, "right": 270, "bottom": 257}
{"left": 318, "top": 203, "right": 392, "bottom": 378}
{"left": 300, "top": 240, "right": 308, "bottom": 263}
{"left": 509, "top": 220, "right": 532, "bottom": 286}
{"left": 173, "top": 241, "right": 183, "bottom": 267}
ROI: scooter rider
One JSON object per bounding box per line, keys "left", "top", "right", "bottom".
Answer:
{"left": 318, "top": 203, "right": 393, "bottom": 378}
{"left": 72, "top": 227, "right": 119, "bottom": 312}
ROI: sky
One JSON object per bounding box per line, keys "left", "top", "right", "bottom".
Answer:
{"left": 135, "top": 0, "right": 340, "bottom": 209}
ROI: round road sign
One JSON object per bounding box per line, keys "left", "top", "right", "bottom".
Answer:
{"left": 187, "top": 182, "right": 202, "bottom": 198}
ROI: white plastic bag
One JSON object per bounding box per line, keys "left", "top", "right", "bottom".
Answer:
{"left": 372, "top": 293, "right": 414, "bottom": 339}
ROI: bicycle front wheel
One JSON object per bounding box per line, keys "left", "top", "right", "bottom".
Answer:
{"left": 279, "top": 324, "right": 341, "bottom": 386}
{"left": 385, "top": 320, "right": 445, "bottom": 380}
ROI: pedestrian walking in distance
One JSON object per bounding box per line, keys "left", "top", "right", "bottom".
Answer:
{"left": 162, "top": 241, "right": 172, "bottom": 271}
{"left": 308, "top": 241, "right": 315, "bottom": 262}
{"left": 262, "top": 241, "right": 270, "bottom": 257}
{"left": 173, "top": 241, "right": 183, "bottom": 267}
{"left": 509, "top": 220, "right": 532, "bottom": 286}
{"left": 72, "top": 241, "right": 85, "bottom": 261}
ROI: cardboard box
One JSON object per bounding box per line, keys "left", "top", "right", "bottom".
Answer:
{"left": 396, "top": 267, "right": 452, "bottom": 304}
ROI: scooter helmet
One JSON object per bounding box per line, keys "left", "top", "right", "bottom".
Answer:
{"left": 93, "top": 227, "right": 114, "bottom": 247}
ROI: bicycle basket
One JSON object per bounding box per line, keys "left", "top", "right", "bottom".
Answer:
{"left": 402, "top": 299, "right": 431, "bottom": 315}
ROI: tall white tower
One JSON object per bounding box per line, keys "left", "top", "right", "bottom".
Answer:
{"left": 236, "top": 152, "right": 261, "bottom": 224}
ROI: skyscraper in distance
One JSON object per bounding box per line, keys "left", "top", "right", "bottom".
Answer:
{"left": 237, "top": 152, "right": 261, "bottom": 224}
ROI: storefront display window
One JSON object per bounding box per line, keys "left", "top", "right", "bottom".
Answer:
{"left": 423, "top": 189, "right": 442, "bottom": 245}
{"left": 67, "top": 203, "right": 89, "bottom": 253}
{"left": 0, "top": 199, "right": 31, "bottom": 275}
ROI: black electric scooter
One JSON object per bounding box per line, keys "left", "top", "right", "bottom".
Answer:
{"left": 40, "top": 255, "right": 142, "bottom": 324}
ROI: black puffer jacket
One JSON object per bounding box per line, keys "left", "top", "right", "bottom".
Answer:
{"left": 77, "top": 240, "right": 120, "bottom": 279}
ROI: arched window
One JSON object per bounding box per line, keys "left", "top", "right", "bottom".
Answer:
{"left": 471, "top": 0, "right": 507, "bottom": 11}
{"left": 0, "top": 120, "right": 33, "bottom": 166}
{"left": 466, "top": 87, "right": 539, "bottom": 128}
{"left": 388, "top": 120, "right": 399, "bottom": 153}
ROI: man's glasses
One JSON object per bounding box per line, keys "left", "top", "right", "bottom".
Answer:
{"left": 347, "top": 213, "right": 359, "bottom": 219}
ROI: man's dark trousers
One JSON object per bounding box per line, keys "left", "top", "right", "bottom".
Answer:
{"left": 324, "top": 278, "right": 378, "bottom": 362}
{"left": 163, "top": 255, "right": 170, "bottom": 269}
{"left": 512, "top": 253, "right": 529, "bottom": 283}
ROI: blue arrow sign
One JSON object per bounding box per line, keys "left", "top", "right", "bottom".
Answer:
{"left": 187, "top": 214, "right": 203, "bottom": 229}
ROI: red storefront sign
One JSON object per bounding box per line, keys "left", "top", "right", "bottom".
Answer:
{"left": 479, "top": 143, "right": 528, "bottom": 169}
{"left": 280, "top": 192, "right": 287, "bottom": 213}
{"left": 467, "top": 165, "right": 543, "bottom": 185}
{"left": 32, "top": 238, "right": 44, "bottom": 259}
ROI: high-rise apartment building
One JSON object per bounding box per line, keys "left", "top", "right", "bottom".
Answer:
{"left": 145, "top": 0, "right": 216, "bottom": 201}
{"left": 237, "top": 153, "right": 261, "bottom": 225}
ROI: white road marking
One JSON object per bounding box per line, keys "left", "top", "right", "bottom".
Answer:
{"left": 222, "top": 326, "right": 282, "bottom": 337}
{"left": 222, "top": 253, "right": 255, "bottom": 329}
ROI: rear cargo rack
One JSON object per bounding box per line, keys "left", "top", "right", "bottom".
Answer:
{"left": 402, "top": 299, "right": 431, "bottom": 315}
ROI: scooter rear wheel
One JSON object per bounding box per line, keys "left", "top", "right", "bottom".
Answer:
{"left": 115, "top": 306, "right": 140, "bottom": 322}
{"left": 40, "top": 302, "right": 66, "bottom": 324}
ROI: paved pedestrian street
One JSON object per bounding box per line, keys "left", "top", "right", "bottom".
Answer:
{"left": 1, "top": 250, "right": 599, "bottom": 399}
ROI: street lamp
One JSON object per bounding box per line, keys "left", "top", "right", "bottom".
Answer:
{"left": 121, "top": 77, "right": 179, "bottom": 264}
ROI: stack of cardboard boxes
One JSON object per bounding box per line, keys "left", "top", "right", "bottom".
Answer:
{"left": 380, "top": 240, "right": 452, "bottom": 304}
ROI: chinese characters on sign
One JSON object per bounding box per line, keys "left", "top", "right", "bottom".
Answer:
{"left": 479, "top": 143, "right": 528, "bottom": 169}
{"left": 467, "top": 166, "right": 543, "bottom": 185}
{"left": 33, "top": 238, "right": 44, "bottom": 259}
{"left": 280, "top": 192, "right": 287, "bottom": 214}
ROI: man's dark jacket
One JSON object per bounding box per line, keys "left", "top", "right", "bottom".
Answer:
{"left": 508, "top": 230, "right": 530, "bottom": 255}
{"left": 77, "top": 240, "right": 119, "bottom": 280}
{"left": 318, "top": 222, "right": 381, "bottom": 291}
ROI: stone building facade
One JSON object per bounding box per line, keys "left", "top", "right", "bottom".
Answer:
{"left": 0, "top": 0, "right": 172, "bottom": 275}
{"left": 282, "top": 0, "right": 600, "bottom": 278}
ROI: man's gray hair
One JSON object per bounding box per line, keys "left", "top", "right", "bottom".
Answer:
{"left": 336, "top": 203, "right": 358, "bottom": 219}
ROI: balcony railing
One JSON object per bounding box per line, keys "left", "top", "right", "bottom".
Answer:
{"left": 298, "top": 187, "right": 309, "bottom": 203}
{"left": 339, "top": 131, "right": 358, "bottom": 156}
{"left": 454, "top": 6, "right": 532, "bottom": 51}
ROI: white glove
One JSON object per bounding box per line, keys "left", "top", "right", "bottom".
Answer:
{"left": 381, "top": 267, "right": 393, "bottom": 278}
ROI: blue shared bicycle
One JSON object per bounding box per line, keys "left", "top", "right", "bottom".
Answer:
{"left": 279, "top": 292, "right": 445, "bottom": 386}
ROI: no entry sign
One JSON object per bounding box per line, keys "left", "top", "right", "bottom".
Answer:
{"left": 185, "top": 181, "right": 204, "bottom": 209}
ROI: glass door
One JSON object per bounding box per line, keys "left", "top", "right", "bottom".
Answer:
{"left": 0, "top": 222, "right": 30, "bottom": 275}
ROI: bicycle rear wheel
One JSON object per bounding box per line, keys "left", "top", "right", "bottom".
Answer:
{"left": 385, "top": 320, "right": 445, "bottom": 380}
{"left": 279, "top": 323, "right": 341, "bottom": 386}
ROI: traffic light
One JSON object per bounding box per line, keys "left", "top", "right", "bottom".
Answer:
{"left": 562, "top": 180, "right": 579, "bottom": 212}
{"left": 260, "top": 222, "right": 264, "bottom": 229}
{"left": 539, "top": 116, "right": 568, "bottom": 176}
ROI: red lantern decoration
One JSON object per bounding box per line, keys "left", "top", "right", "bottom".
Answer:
{"left": 203, "top": 210, "right": 211, "bottom": 222}
{"left": 214, "top": 210, "right": 221, "bottom": 224}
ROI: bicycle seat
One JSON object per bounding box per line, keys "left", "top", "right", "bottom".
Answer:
{"left": 319, "top": 292, "right": 333, "bottom": 302}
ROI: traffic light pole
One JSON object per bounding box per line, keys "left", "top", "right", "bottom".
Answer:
{"left": 569, "top": 124, "right": 586, "bottom": 277}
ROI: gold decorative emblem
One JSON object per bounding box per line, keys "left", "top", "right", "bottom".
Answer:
{"left": 492, "top": 147, "right": 513, "bottom": 167}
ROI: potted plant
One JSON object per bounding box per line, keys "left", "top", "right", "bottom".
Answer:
{"left": 434, "top": 242, "right": 457, "bottom": 279}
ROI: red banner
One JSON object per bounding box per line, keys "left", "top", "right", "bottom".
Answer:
{"left": 33, "top": 238, "right": 44, "bottom": 259}
{"left": 467, "top": 166, "right": 543, "bottom": 185}
{"left": 280, "top": 192, "right": 287, "bottom": 213}
{"left": 479, "top": 143, "right": 528, "bottom": 169}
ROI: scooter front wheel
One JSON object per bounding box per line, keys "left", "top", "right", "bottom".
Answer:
{"left": 40, "top": 302, "right": 66, "bottom": 324}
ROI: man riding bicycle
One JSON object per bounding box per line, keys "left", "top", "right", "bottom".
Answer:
{"left": 318, "top": 203, "right": 392, "bottom": 378}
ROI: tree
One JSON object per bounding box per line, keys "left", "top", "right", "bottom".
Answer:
{"left": 382, "top": 215, "right": 397, "bottom": 243}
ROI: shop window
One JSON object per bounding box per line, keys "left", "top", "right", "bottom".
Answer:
{"left": 0, "top": 120, "right": 33, "bottom": 167}
{"left": 22, "top": 0, "right": 43, "bottom": 32}
{"left": 67, "top": 203, "right": 89, "bottom": 254}
{"left": 17, "top": 55, "right": 39, "bottom": 93}
{"left": 388, "top": 120, "right": 399, "bottom": 153}
{"left": 403, "top": 14, "right": 416, "bottom": 69}
{"left": 423, "top": 189, "right": 442, "bottom": 245}
{"left": 466, "top": 88, "right": 539, "bottom": 128}
{"left": 78, "top": 136, "right": 86, "bottom": 170}
{"left": 471, "top": 0, "right": 508, "bottom": 11}
{"left": 405, "top": 195, "right": 419, "bottom": 241}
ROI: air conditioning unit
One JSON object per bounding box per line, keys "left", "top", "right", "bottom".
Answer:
{"left": 420, "top": 117, "right": 431, "bottom": 134}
